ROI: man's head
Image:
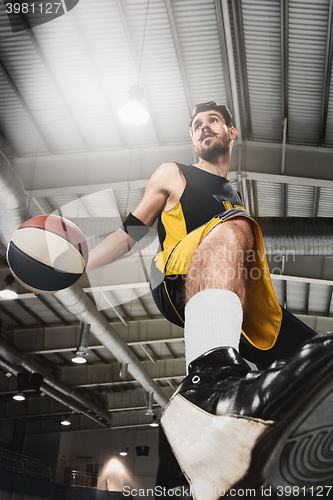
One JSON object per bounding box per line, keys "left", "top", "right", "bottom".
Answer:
{"left": 189, "top": 102, "right": 234, "bottom": 131}
{"left": 189, "top": 101, "right": 237, "bottom": 162}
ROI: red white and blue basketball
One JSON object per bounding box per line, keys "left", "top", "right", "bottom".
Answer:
{"left": 7, "top": 215, "right": 88, "bottom": 294}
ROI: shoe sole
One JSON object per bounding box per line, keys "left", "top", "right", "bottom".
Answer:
{"left": 162, "top": 359, "right": 333, "bottom": 500}
{"left": 161, "top": 394, "right": 274, "bottom": 500}
{"left": 236, "top": 362, "right": 333, "bottom": 498}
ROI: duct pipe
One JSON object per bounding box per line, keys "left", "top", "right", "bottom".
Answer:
{"left": 0, "top": 159, "right": 28, "bottom": 257}
{"left": 0, "top": 162, "right": 168, "bottom": 409}
{"left": 54, "top": 284, "right": 169, "bottom": 408}
{"left": 0, "top": 335, "right": 112, "bottom": 426}
{"left": 258, "top": 217, "right": 333, "bottom": 256}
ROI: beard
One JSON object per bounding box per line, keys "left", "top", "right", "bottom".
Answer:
{"left": 195, "top": 134, "right": 230, "bottom": 161}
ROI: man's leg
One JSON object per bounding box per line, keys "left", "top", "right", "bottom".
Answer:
{"left": 184, "top": 218, "right": 253, "bottom": 365}
{"left": 160, "top": 219, "right": 333, "bottom": 499}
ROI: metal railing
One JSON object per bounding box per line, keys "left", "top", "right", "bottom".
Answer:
{"left": 71, "top": 470, "right": 99, "bottom": 489}
{"left": 0, "top": 447, "right": 58, "bottom": 483}
{"left": 0, "top": 447, "right": 107, "bottom": 490}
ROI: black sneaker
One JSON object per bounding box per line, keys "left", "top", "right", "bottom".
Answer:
{"left": 161, "top": 332, "right": 333, "bottom": 500}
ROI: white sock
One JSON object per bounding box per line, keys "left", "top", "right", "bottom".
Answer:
{"left": 184, "top": 289, "right": 243, "bottom": 368}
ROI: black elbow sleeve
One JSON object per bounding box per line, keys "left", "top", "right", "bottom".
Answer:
{"left": 121, "top": 213, "right": 150, "bottom": 241}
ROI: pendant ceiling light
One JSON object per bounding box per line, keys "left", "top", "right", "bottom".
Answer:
{"left": 0, "top": 275, "right": 18, "bottom": 300}
{"left": 72, "top": 323, "right": 90, "bottom": 364}
{"left": 118, "top": 0, "right": 150, "bottom": 125}
{"left": 149, "top": 414, "right": 159, "bottom": 427}
{"left": 61, "top": 416, "right": 72, "bottom": 426}
{"left": 13, "top": 392, "right": 25, "bottom": 401}
{"left": 118, "top": 85, "right": 149, "bottom": 125}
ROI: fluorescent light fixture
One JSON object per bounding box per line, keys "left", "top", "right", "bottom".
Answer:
{"left": 13, "top": 392, "right": 25, "bottom": 401}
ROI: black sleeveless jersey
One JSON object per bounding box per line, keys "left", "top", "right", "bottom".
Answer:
{"left": 156, "top": 162, "right": 244, "bottom": 261}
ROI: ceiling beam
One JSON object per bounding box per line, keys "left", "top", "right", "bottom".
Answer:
{"left": 220, "top": 0, "right": 242, "bottom": 144}
{"left": 135, "top": 293, "right": 153, "bottom": 320}
{"left": 271, "top": 274, "right": 333, "bottom": 288}
{"left": 0, "top": 303, "right": 26, "bottom": 328}
{"left": 282, "top": 279, "right": 287, "bottom": 309}
{"left": 0, "top": 129, "right": 16, "bottom": 158}
{"left": 0, "top": 60, "right": 53, "bottom": 154}
{"left": 214, "top": 0, "right": 233, "bottom": 113}
{"left": 250, "top": 179, "right": 259, "bottom": 217}
{"left": 36, "top": 294, "right": 71, "bottom": 326}
{"left": 31, "top": 197, "right": 48, "bottom": 215}
{"left": 319, "top": 0, "right": 333, "bottom": 146}
{"left": 140, "top": 344, "right": 157, "bottom": 364}
{"left": 13, "top": 140, "right": 333, "bottom": 193}
{"left": 76, "top": 374, "right": 184, "bottom": 390}
{"left": 15, "top": 298, "right": 50, "bottom": 328}
{"left": 230, "top": 0, "right": 252, "bottom": 140}
{"left": 312, "top": 186, "right": 321, "bottom": 217}
{"left": 164, "top": 0, "right": 193, "bottom": 114}
{"left": 326, "top": 286, "right": 333, "bottom": 317}
{"left": 304, "top": 282, "right": 310, "bottom": 316}
{"left": 281, "top": 182, "right": 288, "bottom": 217}
{"left": 0, "top": 405, "right": 160, "bottom": 419}
{"left": 280, "top": 0, "right": 289, "bottom": 123}
{"left": 100, "top": 291, "right": 128, "bottom": 326}
{"left": 164, "top": 342, "right": 176, "bottom": 358}
{"left": 24, "top": 336, "right": 184, "bottom": 356}
{"left": 0, "top": 293, "right": 37, "bottom": 303}
{"left": 53, "top": 352, "right": 73, "bottom": 365}
{"left": 91, "top": 349, "right": 109, "bottom": 365}
{"left": 243, "top": 171, "right": 333, "bottom": 190}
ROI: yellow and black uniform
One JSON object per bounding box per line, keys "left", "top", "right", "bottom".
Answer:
{"left": 150, "top": 162, "right": 315, "bottom": 368}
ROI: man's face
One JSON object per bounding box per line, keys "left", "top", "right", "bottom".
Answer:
{"left": 191, "top": 110, "right": 236, "bottom": 161}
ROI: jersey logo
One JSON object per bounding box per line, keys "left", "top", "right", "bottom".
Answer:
{"left": 212, "top": 195, "right": 245, "bottom": 211}
{"left": 212, "top": 194, "right": 235, "bottom": 211}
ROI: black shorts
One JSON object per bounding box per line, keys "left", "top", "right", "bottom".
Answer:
{"left": 150, "top": 208, "right": 315, "bottom": 357}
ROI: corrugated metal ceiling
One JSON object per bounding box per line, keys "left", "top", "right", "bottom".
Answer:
{"left": 1, "top": 0, "right": 333, "bottom": 431}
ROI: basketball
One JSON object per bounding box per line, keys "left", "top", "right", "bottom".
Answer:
{"left": 7, "top": 215, "right": 89, "bottom": 294}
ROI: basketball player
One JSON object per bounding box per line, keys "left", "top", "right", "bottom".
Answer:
{"left": 86, "top": 102, "right": 333, "bottom": 496}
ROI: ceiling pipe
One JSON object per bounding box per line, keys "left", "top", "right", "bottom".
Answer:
{"left": 0, "top": 158, "right": 28, "bottom": 257}
{"left": 0, "top": 335, "right": 112, "bottom": 426}
{"left": 54, "top": 284, "right": 169, "bottom": 408}
{"left": 0, "top": 159, "right": 168, "bottom": 409}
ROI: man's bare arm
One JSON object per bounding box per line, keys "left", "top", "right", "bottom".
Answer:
{"left": 85, "top": 163, "right": 180, "bottom": 272}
